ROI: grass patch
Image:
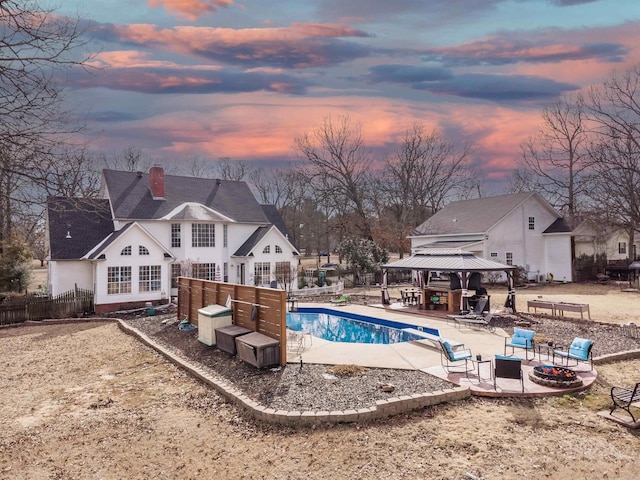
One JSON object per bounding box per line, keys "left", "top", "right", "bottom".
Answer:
{"left": 327, "top": 364, "right": 367, "bottom": 377}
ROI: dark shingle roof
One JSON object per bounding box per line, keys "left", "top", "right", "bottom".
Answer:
{"left": 86, "top": 223, "right": 133, "bottom": 260}
{"left": 543, "top": 217, "right": 572, "bottom": 234}
{"left": 103, "top": 169, "right": 269, "bottom": 223}
{"left": 411, "top": 192, "right": 542, "bottom": 236}
{"left": 233, "top": 226, "right": 271, "bottom": 257}
{"left": 47, "top": 197, "right": 114, "bottom": 260}
{"left": 261, "top": 204, "right": 293, "bottom": 240}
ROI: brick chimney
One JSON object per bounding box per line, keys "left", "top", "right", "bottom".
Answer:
{"left": 149, "top": 166, "right": 165, "bottom": 199}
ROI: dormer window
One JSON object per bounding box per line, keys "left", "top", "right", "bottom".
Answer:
{"left": 528, "top": 217, "right": 535, "bottom": 230}
{"left": 263, "top": 245, "right": 271, "bottom": 254}
{"left": 120, "top": 246, "right": 132, "bottom": 256}
{"left": 139, "top": 245, "right": 149, "bottom": 255}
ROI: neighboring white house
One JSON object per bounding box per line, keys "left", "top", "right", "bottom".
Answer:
{"left": 409, "top": 192, "right": 573, "bottom": 282}
{"left": 573, "top": 218, "right": 640, "bottom": 262}
{"left": 47, "top": 167, "right": 299, "bottom": 313}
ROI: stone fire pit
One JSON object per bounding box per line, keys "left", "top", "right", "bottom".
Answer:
{"left": 529, "top": 365, "right": 583, "bottom": 388}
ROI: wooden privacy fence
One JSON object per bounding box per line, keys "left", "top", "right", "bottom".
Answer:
{"left": 177, "top": 277, "right": 287, "bottom": 365}
{"left": 0, "top": 287, "right": 94, "bottom": 325}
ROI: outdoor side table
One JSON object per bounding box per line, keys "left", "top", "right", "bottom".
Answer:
{"left": 537, "top": 344, "right": 563, "bottom": 361}
{"left": 476, "top": 358, "right": 492, "bottom": 380}
{"left": 215, "top": 324, "right": 252, "bottom": 355}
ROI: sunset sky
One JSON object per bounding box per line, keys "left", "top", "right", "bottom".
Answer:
{"left": 62, "top": 0, "right": 640, "bottom": 190}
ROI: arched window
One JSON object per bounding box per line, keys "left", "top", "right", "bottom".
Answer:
{"left": 120, "top": 246, "right": 132, "bottom": 256}
{"left": 263, "top": 245, "right": 270, "bottom": 254}
{"left": 275, "top": 245, "right": 282, "bottom": 253}
{"left": 139, "top": 245, "right": 150, "bottom": 255}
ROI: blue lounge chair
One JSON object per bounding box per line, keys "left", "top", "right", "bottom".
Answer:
{"left": 504, "top": 327, "right": 535, "bottom": 360}
{"left": 438, "top": 338, "right": 474, "bottom": 376}
{"left": 553, "top": 337, "right": 594, "bottom": 370}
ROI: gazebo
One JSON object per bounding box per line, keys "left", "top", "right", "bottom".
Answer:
{"left": 380, "top": 248, "right": 517, "bottom": 313}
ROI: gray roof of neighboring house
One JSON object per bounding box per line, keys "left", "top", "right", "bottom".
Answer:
{"left": 543, "top": 217, "right": 572, "bottom": 234}
{"left": 47, "top": 197, "right": 114, "bottom": 260}
{"left": 103, "top": 169, "right": 269, "bottom": 223}
{"left": 411, "top": 192, "right": 545, "bottom": 236}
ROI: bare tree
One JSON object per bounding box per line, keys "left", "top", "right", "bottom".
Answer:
{"left": 376, "top": 123, "right": 474, "bottom": 256}
{"left": 517, "top": 94, "right": 590, "bottom": 220}
{"left": 587, "top": 131, "right": 640, "bottom": 260}
{"left": 295, "top": 115, "right": 376, "bottom": 252}
{"left": 215, "top": 158, "right": 250, "bottom": 181}
{"left": 583, "top": 64, "right": 640, "bottom": 260}
{"left": 101, "top": 147, "right": 152, "bottom": 173}
{"left": 33, "top": 146, "right": 102, "bottom": 198}
{"left": 586, "top": 64, "right": 640, "bottom": 153}
{"left": 0, "top": 1, "right": 92, "bottom": 156}
{"left": 182, "top": 155, "right": 216, "bottom": 178}
{"left": 0, "top": 1, "right": 93, "bottom": 252}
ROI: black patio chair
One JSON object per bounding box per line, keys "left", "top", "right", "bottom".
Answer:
{"left": 494, "top": 355, "right": 524, "bottom": 393}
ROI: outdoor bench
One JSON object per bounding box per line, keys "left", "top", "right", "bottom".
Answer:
{"left": 610, "top": 382, "right": 640, "bottom": 422}
{"left": 554, "top": 301, "right": 590, "bottom": 319}
{"left": 526, "top": 300, "right": 556, "bottom": 315}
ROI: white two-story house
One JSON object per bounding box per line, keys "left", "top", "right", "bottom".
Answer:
{"left": 47, "top": 167, "right": 299, "bottom": 313}
{"left": 409, "top": 192, "right": 573, "bottom": 282}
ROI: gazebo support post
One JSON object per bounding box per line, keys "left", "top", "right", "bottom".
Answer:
{"left": 380, "top": 269, "right": 390, "bottom": 305}
{"left": 504, "top": 270, "right": 517, "bottom": 313}
{"left": 460, "top": 271, "right": 468, "bottom": 313}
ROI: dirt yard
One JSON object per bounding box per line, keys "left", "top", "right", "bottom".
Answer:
{"left": 1, "top": 283, "right": 640, "bottom": 479}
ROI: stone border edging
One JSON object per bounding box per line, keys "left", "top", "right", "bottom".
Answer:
{"left": 115, "top": 320, "right": 470, "bottom": 425}
{"left": 594, "top": 350, "right": 640, "bottom": 364}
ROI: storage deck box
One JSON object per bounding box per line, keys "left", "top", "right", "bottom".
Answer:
{"left": 235, "top": 332, "right": 280, "bottom": 368}
{"left": 215, "top": 324, "right": 252, "bottom": 355}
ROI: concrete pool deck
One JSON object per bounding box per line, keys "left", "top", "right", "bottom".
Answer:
{"left": 289, "top": 302, "right": 598, "bottom": 398}
{"left": 290, "top": 302, "right": 508, "bottom": 370}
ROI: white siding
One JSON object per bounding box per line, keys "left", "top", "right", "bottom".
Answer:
{"left": 408, "top": 195, "right": 573, "bottom": 282}
{"left": 486, "top": 196, "right": 560, "bottom": 278}
{"left": 48, "top": 261, "right": 93, "bottom": 296}
{"left": 544, "top": 234, "right": 573, "bottom": 282}
{"left": 93, "top": 226, "right": 172, "bottom": 307}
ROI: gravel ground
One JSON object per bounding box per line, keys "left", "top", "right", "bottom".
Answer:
{"left": 116, "top": 299, "right": 640, "bottom": 412}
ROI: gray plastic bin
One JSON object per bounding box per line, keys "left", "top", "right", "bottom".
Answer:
{"left": 197, "top": 305, "right": 233, "bottom": 346}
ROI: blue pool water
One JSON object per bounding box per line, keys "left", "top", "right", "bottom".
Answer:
{"left": 286, "top": 307, "right": 439, "bottom": 344}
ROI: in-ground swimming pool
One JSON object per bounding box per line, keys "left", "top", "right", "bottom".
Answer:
{"left": 286, "top": 307, "right": 439, "bottom": 344}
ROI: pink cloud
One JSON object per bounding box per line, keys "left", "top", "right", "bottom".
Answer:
{"left": 493, "top": 22, "right": 640, "bottom": 88}
{"left": 112, "top": 93, "right": 536, "bottom": 186}
{"left": 88, "top": 50, "right": 223, "bottom": 70}
{"left": 111, "top": 22, "right": 367, "bottom": 46}
{"left": 147, "top": 0, "right": 234, "bottom": 20}
{"left": 100, "top": 22, "right": 371, "bottom": 68}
